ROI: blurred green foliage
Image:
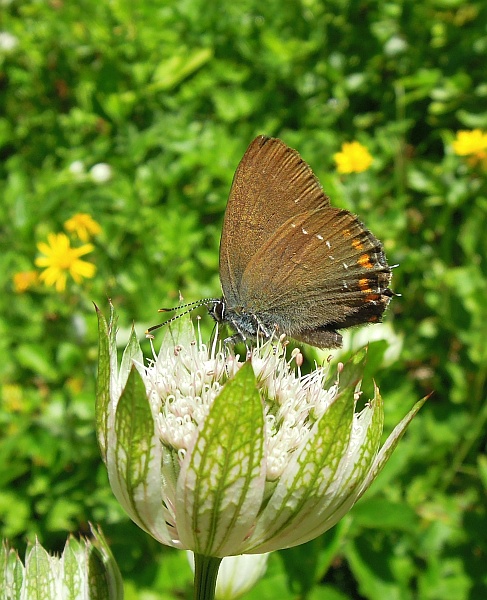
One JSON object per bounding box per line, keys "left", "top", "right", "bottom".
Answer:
{"left": 1, "top": 0, "right": 486, "bottom": 598}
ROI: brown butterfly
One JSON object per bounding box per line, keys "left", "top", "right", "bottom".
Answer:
{"left": 150, "top": 136, "right": 393, "bottom": 348}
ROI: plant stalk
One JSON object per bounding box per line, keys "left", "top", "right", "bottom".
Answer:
{"left": 193, "top": 554, "right": 223, "bottom": 600}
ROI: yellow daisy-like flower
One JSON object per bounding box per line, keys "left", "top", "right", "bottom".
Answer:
{"left": 452, "top": 129, "right": 487, "bottom": 168}
{"left": 452, "top": 129, "right": 487, "bottom": 156}
{"left": 64, "top": 213, "right": 102, "bottom": 242}
{"left": 35, "top": 233, "right": 96, "bottom": 292}
{"left": 333, "top": 141, "right": 373, "bottom": 174}
{"left": 13, "top": 270, "right": 39, "bottom": 293}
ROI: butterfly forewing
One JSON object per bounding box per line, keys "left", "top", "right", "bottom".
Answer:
{"left": 219, "top": 136, "right": 329, "bottom": 305}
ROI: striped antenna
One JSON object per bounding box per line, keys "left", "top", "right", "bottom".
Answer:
{"left": 145, "top": 298, "right": 218, "bottom": 336}
{"left": 156, "top": 298, "right": 216, "bottom": 313}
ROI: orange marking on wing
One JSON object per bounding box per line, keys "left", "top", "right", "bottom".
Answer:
{"left": 365, "top": 293, "right": 381, "bottom": 302}
{"left": 352, "top": 239, "right": 364, "bottom": 250}
{"left": 359, "top": 278, "right": 372, "bottom": 292}
{"left": 358, "top": 254, "right": 373, "bottom": 269}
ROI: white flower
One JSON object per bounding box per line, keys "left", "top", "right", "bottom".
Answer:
{"left": 90, "top": 162, "right": 112, "bottom": 183}
{"left": 384, "top": 35, "right": 408, "bottom": 56}
{"left": 69, "top": 160, "right": 85, "bottom": 175}
{"left": 96, "top": 304, "right": 425, "bottom": 557}
{"left": 0, "top": 526, "right": 123, "bottom": 598}
{"left": 0, "top": 31, "right": 18, "bottom": 52}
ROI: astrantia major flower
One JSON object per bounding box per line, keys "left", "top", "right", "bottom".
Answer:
{"left": 0, "top": 526, "right": 123, "bottom": 599}
{"left": 35, "top": 232, "right": 96, "bottom": 292}
{"left": 96, "top": 304, "right": 424, "bottom": 562}
{"left": 333, "top": 141, "right": 373, "bottom": 174}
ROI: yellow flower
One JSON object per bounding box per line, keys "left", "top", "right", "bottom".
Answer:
{"left": 452, "top": 129, "right": 487, "bottom": 156}
{"left": 333, "top": 141, "right": 373, "bottom": 174}
{"left": 64, "top": 213, "right": 102, "bottom": 242}
{"left": 13, "top": 270, "right": 39, "bottom": 293}
{"left": 35, "top": 233, "right": 96, "bottom": 292}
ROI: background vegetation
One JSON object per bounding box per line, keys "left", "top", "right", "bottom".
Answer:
{"left": 1, "top": 0, "right": 486, "bottom": 598}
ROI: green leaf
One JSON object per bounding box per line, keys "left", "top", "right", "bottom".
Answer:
{"left": 352, "top": 498, "right": 418, "bottom": 532}
{"left": 346, "top": 535, "right": 409, "bottom": 600}
{"left": 279, "top": 539, "right": 322, "bottom": 597}
{"left": 152, "top": 48, "right": 214, "bottom": 91}
{"left": 456, "top": 108, "right": 487, "bottom": 128}
{"left": 242, "top": 552, "right": 291, "bottom": 600}
{"left": 14, "top": 344, "right": 57, "bottom": 381}
{"left": 358, "top": 395, "right": 428, "bottom": 500}
{"left": 478, "top": 454, "right": 487, "bottom": 492}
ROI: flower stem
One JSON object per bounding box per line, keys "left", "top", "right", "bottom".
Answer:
{"left": 193, "top": 554, "right": 223, "bottom": 600}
